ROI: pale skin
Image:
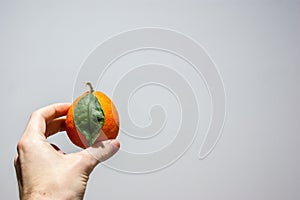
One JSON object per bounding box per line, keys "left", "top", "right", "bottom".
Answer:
{"left": 14, "top": 103, "right": 120, "bottom": 200}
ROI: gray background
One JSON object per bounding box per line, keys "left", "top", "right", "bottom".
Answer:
{"left": 1, "top": 0, "right": 299, "bottom": 199}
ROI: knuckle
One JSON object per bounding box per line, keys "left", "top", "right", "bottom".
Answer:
{"left": 82, "top": 151, "right": 99, "bottom": 169}
{"left": 17, "top": 138, "right": 30, "bottom": 152}
{"left": 30, "top": 110, "right": 40, "bottom": 119}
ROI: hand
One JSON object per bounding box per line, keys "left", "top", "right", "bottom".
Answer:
{"left": 14, "top": 103, "right": 120, "bottom": 200}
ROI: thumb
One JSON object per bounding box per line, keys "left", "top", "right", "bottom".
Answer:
{"left": 81, "top": 140, "right": 120, "bottom": 171}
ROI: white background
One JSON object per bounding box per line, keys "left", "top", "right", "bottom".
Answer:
{"left": 0, "top": 0, "right": 299, "bottom": 199}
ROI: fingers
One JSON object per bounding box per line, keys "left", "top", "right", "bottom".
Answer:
{"left": 80, "top": 140, "right": 120, "bottom": 172}
{"left": 50, "top": 144, "right": 65, "bottom": 154}
{"left": 35, "top": 103, "right": 70, "bottom": 123}
{"left": 45, "top": 117, "right": 66, "bottom": 137}
{"left": 25, "top": 103, "right": 70, "bottom": 138}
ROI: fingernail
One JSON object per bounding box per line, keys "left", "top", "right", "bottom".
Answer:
{"left": 110, "top": 140, "right": 120, "bottom": 150}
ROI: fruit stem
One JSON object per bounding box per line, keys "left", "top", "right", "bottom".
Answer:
{"left": 85, "top": 82, "right": 94, "bottom": 93}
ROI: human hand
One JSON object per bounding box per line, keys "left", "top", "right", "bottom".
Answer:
{"left": 14, "top": 103, "right": 120, "bottom": 200}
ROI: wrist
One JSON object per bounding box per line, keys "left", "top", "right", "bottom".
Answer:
{"left": 21, "top": 190, "right": 79, "bottom": 200}
{"left": 21, "top": 190, "right": 52, "bottom": 200}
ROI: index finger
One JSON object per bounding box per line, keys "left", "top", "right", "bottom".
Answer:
{"left": 25, "top": 103, "right": 70, "bottom": 138}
